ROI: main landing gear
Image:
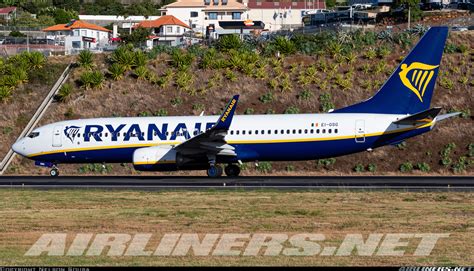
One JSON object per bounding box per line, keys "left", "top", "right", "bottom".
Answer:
{"left": 49, "top": 167, "right": 59, "bottom": 177}
{"left": 206, "top": 164, "right": 241, "bottom": 178}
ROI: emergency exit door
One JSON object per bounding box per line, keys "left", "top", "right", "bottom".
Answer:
{"left": 52, "top": 125, "right": 62, "bottom": 147}
{"left": 355, "top": 120, "right": 365, "bottom": 143}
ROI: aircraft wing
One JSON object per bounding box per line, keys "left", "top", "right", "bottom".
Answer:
{"left": 173, "top": 95, "right": 239, "bottom": 156}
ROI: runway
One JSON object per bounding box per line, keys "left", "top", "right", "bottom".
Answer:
{"left": 0, "top": 176, "right": 472, "bottom": 191}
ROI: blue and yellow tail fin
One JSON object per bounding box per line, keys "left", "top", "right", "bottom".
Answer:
{"left": 334, "top": 26, "right": 448, "bottom": 114}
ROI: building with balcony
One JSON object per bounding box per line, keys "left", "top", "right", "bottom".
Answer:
{"left": 161, "top": 0, "right": 249, "bottom": 37}
{"left": 243, "top": 0, "right": 326, "bottom": 31}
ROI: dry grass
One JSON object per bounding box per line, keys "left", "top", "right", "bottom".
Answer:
{"left": 0, "top": 189, "right": 472, "bottom": 266}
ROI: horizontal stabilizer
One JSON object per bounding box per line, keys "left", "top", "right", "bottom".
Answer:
{"left": 393, "top": 107, "right": 442, "bottom": 125}
{"left": 435, "top": 112, "right": 462, "bottom": 122}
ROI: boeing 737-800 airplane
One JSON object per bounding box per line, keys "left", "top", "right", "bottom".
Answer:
{"left": 12, "top": 26, "right": 460, "bottom": 177}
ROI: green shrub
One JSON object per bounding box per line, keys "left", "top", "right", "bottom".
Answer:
{"left": 452, "top": 156, "right": 469, "bottom": 173}
{"left": 133, "top": 50, "right": 148, "bottom": 67}
{"left": 244, "top": 108, "right": 254, "bottom": 115}
{"left": 154, "top": 109, "right": 168, "bottom": 116}
{"left": 272, "top": 36, "right": 296, "bottom": 55}
{"left": 170, "top": 97, "right": 183, "bottom": 106}
{"left": 175, "top": 71, "right": 193, "bottom": 91}
{"left": 416, "top": 162, "right": 430, "bottom": 172}
{"left": 171, "top": 49, "right": 194, "bottom": 71}
{"left": 108, "top": 63, "right": 126, "bottom": 80}
{"left": 284, "top": 106, "right": 300, "bottom": 114}
{"left": 0, "top": 86, "right": 12, "bottom": 103}
{"left": 77, "top": 50, "right": 94, "bottom": 69}
{"left": 134, "top": 66, "right": 149, "bottom": 80}
{"left": 353, "top": 164, "right": 365, "bottom": 172}
{"left": 80, "top": 70, "right": 103, "bottom": 90}
{"left": 298, "top": 89, "right": 313, "bottom": 101}
{"left": 399, "top": 162, "right": 414, "bottom": 172}
{"left": 111, "top": 46, "right": 135, "bottom": 71}
{"left": 285, "top": 165, "right": 295, "bottom": 172}
{"left": 319, "top": 93, "right": 334, "bottom": 112}
{"left": 56, "top": 83, "right": 73, "bottom": 102}
{"left": 259, "top": 92, "right": 273, "bottom": 103}
{"left": 256, "top": 162, "right": 272, "bottom": 173}
{"left": 367, "top": 164, "right": 377, "bottom": 172}
{"left": 224, "top": 69, "right": 237, "bottom": 82}
{"left": 216, "top": 34, "right": 242, "bottom": 52}
{"left": 28, "top": 52, "right": 46, "bottom": 69}
{"left": 317, "top": 158, "right": 336, "bottom": 169}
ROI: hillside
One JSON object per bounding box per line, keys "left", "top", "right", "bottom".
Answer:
{"left": 2, "top": 30, "right": 473, "bottom": 176}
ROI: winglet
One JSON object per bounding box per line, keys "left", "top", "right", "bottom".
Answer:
{"left": 214, "top": 95, "right": 239, "bottom": 130}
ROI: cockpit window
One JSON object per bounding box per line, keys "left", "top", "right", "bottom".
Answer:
{"left": 28, "top": 132, "right": 40, "bottom": 138}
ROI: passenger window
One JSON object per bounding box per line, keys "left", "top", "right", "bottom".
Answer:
{"left": 316, "top": 129, "right": 320, "bottom": 134}
{"left": 304, "top": 129, "right": 308, "bottom": 134}
{"left": 274, "top": 130, "right": 278, "bottom": 134}
{"left": 261, "top": 130, "right": 264, "bottom": 134}
{"left": 243, "top": 130, "right": 246, "bottom": 135}
{"left": 298, "top": 129, "right": 302, "bottom": 134}
{"left": 281, "top": 130, "right": 284, "bottom": 134}
{"left": 322, "top": 129, "right": 326, "bottom": 133}
{"left": 286, "top": 130, "right": 290, "bottom": 134}
{"left": 335, "top": 129, "right": 338, "bottom": 133}
{"left": 255, "top": 130, "right": 258, "bottom": 135}
{"left": 292, "top": 129, "right": 296, "bottom": 134}
{"left": 310, "top": 129, "right": 313, "bottom": 134}
{"left": 230, "top": 130, "right": 234, "bottom": 135}
{"left": 328, "top": 129, "right": 332, "bottom": 134}
{"left": 249, "top": 130, "right": 252, "bottom": 135}
{"left": 236, "top": 130, "right": 240, "bottom": 135}
{"left": 268, "top": 130, "right": 271, "bottom": 134}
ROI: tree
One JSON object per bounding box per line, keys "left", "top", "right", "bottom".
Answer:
{"left": 9, "top": 31, "right": 26, "bottom": 37}
{"left": 399, "top": 0, "right": 423, "bottom": 22}
{"left": 120, "top": 27, "right": 151, "bottom": 47}
{"left": 52, "top": 8, "right": 79, "bottom": 24}
{"left": 325, "top": 0, "right": 336, "bottom": 8}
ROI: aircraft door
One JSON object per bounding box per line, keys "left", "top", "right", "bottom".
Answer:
{"left": 52, "top": 125, "right": 63, "bottom": 147}
{"left": 355, "top": 120, "right": 365, "bottom": 143}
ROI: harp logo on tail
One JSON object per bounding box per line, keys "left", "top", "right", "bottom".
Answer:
{"left": 398, "top": 62, "right": 439, "bottom": 102}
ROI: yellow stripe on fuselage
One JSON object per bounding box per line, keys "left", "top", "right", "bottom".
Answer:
{"left": 27, "top": 122, "right": 433, "bottom": 158}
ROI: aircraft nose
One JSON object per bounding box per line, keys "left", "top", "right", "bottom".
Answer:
{"left": 12, "top": 138, "right": 26, "bottom": 156}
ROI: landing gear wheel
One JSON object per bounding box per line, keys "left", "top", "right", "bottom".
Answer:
{"left": 225, "top": 164, "right": 241, "bottom": 177}
{"left": 50, "top": 168, "right": 59, "bottom": 177}
{"left": 207, "top": 165, "right": 223, "bottom": 178}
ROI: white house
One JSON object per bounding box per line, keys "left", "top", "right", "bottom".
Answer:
{"left": 43, "top": 19, "right": 111, "bottom": 52}
{"left": 134, "top": 15, "right": 191, "bottom": 47}
{"left": 243, "top": 0, "right": 326, "bottom": 31}
{"left": 161, "top": 0, "right": 249, "bottom": 37}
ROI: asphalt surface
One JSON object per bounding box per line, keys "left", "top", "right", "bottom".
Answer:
{"left": 0, "top": 176, "right": 472, "bottom": 191}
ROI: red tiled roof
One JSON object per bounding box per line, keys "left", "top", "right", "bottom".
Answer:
{"left": 43, "top": 20, "right": 111, "bottom": 32}
{"left": 135, "top": 15, "right": 190, "bottom": 29}
{"left": 0, "top": 6, "right": 16, "bottom": 14}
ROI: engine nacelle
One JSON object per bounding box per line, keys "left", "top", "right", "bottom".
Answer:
{"left": 132, "top": 145, "right": 177, "bottom": 171}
